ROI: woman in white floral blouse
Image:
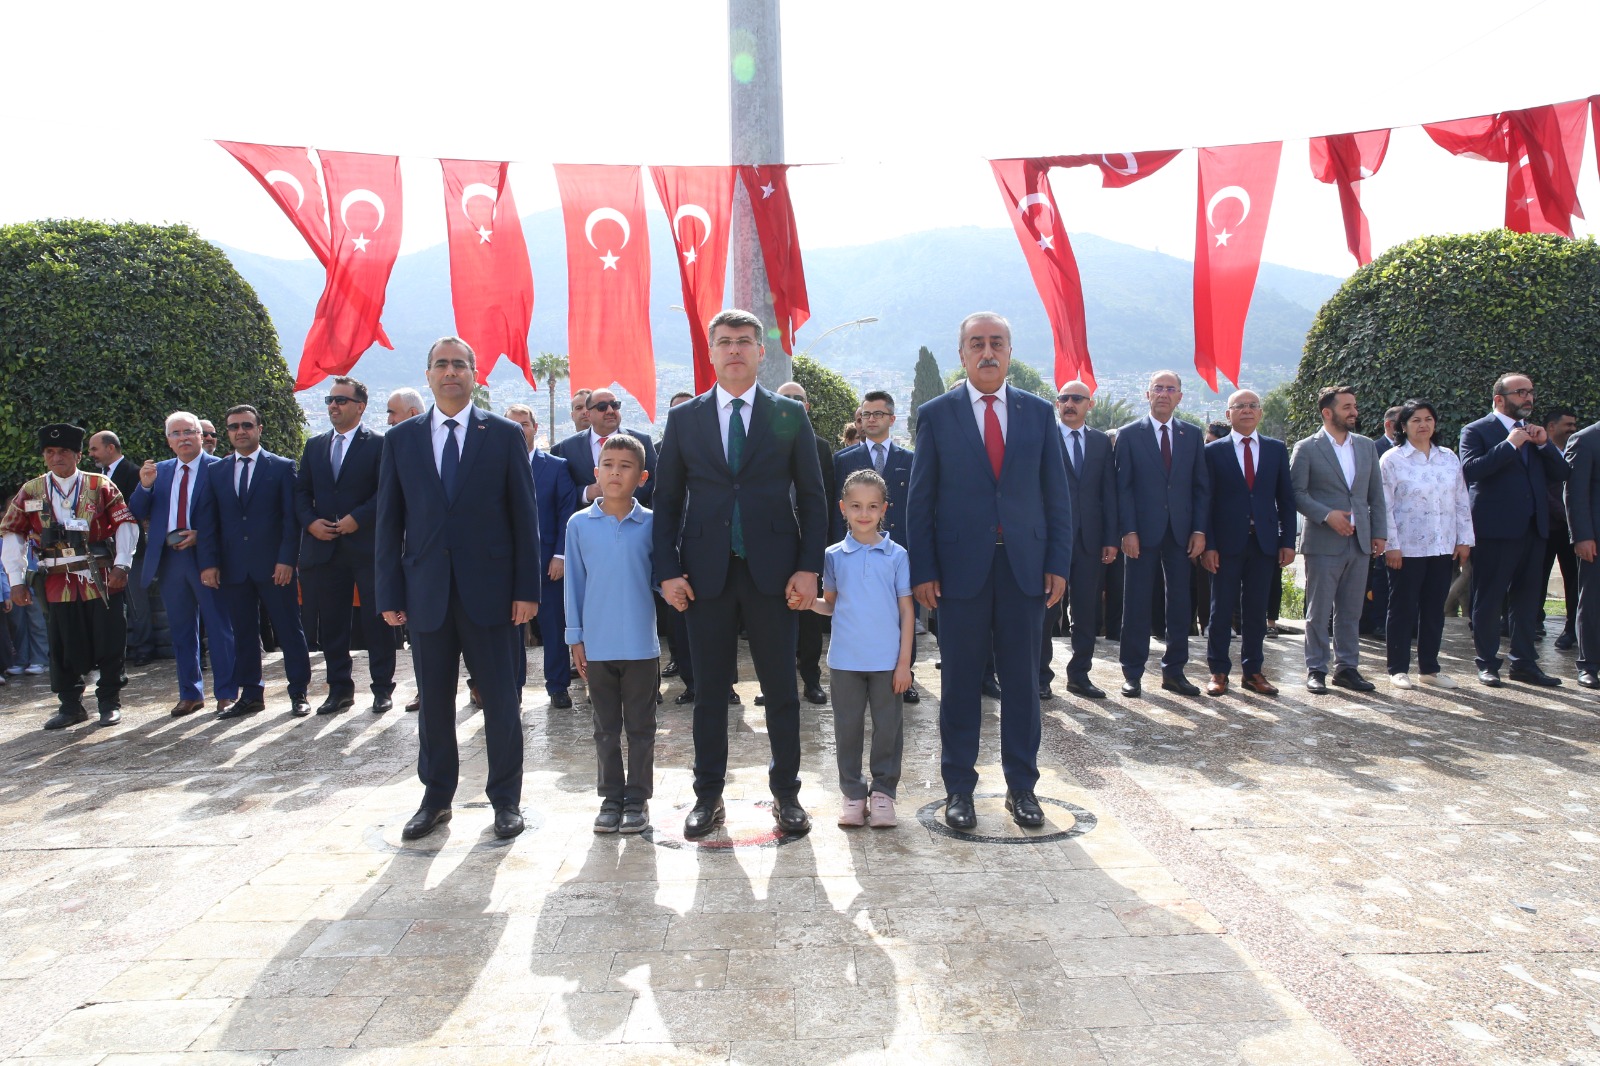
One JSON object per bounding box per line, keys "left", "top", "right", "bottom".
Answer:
{"left": 1380, "top": 399, "right": 1474, "bottom": 690}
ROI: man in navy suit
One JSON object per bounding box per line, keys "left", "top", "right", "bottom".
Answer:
{"left": 553, "top": 387, "right": 655, "bottom": 507}
{"left": 1200, "top": 389, "right": 1296, "bottom": 696}
{"left": 831, "top": 389, "right": 921, "bottom": 704}
{"left": 197, "top": 404, "right": 312, "bottom": 720}
{"left": 1047, "top": 381, "right": 1118, "bottom": 701}
{"left": 376, "top": 338, "right": 541, "bottom": 841}
{"left": 1460, "top": 373, "right": 1570, "bottom": 687}
{"left": 654, "top": 309, "right": 829, "bottom": 838}
{"left": 297, "top": 376, "right": 394, "bottom": 715}
{"left": 1114, "top": 370, "right": 1211, "bottom": 697}
{"left": 506, "top": 404, "right": 579, "bottom": 709}
{"left": 907, "top": 312, "right": 1072, "bottom": 830}
{"left": 128, "top": 411, "right": 237, "bottom": 717}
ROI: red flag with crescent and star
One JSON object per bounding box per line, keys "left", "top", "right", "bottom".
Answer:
{"left": 1036, "top": 150, "right": 1182, "bottom": 189}
{"left": 1309, "top": 130, "right": 1390, "bottom": 265}
{"left": 297, "top": 151, "right": 403, "bottom": 391}
{"left": 1194, "top": 141, "right": 1282, "bottom": 392}
{"left": 554, "top": 164, "right": 655, "bottom": 420}
{"left": 440, "top": 159, "right": 535, "bottom": 386}
{"left": 1424, "top": 103, "right": 1584, "bottom": 237}
{"left": 650, "top": 166, "right": 736, "bottom": 394}
{"left": 737, "top": 166, "right": 811, "bottom": 355}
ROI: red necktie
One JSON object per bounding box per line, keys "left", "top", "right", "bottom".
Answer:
{"left": 176, "top": 463, "right": 190, "bottom": 529}
{"left": 981, "top": 396, "right": 1004, "bottom": 478}
{"left": 1242, "top": 436, "right": 1255, "bottom": 490}
{"left": 1160, "top": 422, "right": 1172, "bottom": 473}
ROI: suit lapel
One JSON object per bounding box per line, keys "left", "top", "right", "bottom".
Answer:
{"left": 699, "top": 393, "right": 733, "bottom": 475}
{"left": 1313, "top": 429, "right": 1344, "bottom": 487}
{"left": 743, "top": 387, "right": 774, "bottom": 464}
{"left": 951, "top": 389, "right": 994, "bottom": 482}
{"left": 454, "top": 409, "right": 490, "bottom": 504}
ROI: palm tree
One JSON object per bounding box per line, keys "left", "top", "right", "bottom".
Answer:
{"left": 529, "top": 352, "right": 570, "bottom": 440}
{"left": 471, "top": 382, "right": 492, "bottom": 411}
{"left": 1086, "top": 396, "right": 1137, "bottom": 431}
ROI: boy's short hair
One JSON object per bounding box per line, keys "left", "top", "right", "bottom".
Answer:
{"left": 840, "top": 467, "right": 888, "bottom": 501}
{"left": 600, "top": 433, "right": 646, "bottom": 466}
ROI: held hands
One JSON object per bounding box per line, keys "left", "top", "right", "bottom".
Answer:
{"left": 912, "top": 580, "right": 940, "bottom": 611}
{"left": 512, "top": 600, "right": 538, "bottom": 625}
{"left": 661, "top": 576, "right": 694, "bottom": 613}
{"left": 570, "top": 642, "right": 588, "bottom": 681}
{"left": 1044, "top": 573, "right": 1066, "bottom": 608}
{"left": 785, "top": 571, "right": 818, "bottom": 612}
{"left": 1120, "top": 533, "right": 1140, "bottom": 559}
{"left": 139, "top": 460, "right": 158, "bottom": 488}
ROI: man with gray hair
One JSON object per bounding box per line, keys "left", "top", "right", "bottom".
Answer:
{"left": 386, "top": 388, "right": 426, "bottom": 427}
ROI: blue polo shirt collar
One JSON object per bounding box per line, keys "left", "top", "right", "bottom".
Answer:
{"left": 839, "top": 533, "right": 892, "bottom": 554}
{"left": 582, "top": 499, "right": 648, "bottom": 524}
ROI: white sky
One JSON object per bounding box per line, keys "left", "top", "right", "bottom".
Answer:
{"left": 3, "top": 0, "right": 1598, "bottom": 280}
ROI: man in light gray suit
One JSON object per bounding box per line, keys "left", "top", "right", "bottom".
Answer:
{"left": 1290, "top": 385, "right": 1388, "bottom": 694}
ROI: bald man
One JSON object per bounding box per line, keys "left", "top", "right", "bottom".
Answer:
{"left": 1047, "top": 380, "right": 1118, "bottom": 700}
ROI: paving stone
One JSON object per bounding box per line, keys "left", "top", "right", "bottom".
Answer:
{"left": 191, "top": 995, "right": 382, "bottom": 1050}
{"left": 19, "top": 1000, "right": 232, "bottom": 1056}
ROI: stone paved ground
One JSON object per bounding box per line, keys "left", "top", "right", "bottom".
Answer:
{"left": 0, "top": 614, "right": 1592, "bottom": 1065}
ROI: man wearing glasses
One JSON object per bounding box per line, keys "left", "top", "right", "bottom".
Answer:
{"left": 1460, "top": 373, "right": 1571, "bottom": 687}
{"left": 198, "top": 420, "right": 219, "bottom": 454}
{"left": 1047, "top": 381, "right": 1119, "bottom": 701}
{"left": 553, "top": 388, "right": 656, "bottom": 506}
{"left": 297, "top": 377, "right": 395, "bottom": 716}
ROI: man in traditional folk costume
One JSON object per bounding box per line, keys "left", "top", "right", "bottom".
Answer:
{"left": 1, "top": 423, "right": 139, "bottom": 729}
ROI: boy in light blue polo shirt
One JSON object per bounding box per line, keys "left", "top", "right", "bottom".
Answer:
{"left": 811, "top": 469, "right": 913, "bottom": 828}
{"left": 565, "top": 435, "right": 659, "bottom": 834}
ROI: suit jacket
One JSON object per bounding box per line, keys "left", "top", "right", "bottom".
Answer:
{"left": 1375, "top": 435, "right": 1398, "bottom": 458}
{"left": 528, "top": 447, "right": 578, "bottom": 569}
{"left": 553, "top": 427, "right": 656, "bottom": 506}
{"left": 196, "top": 448, "right": 300, "bottom": 584}
{"left": 1204, "top": 435, "right": 1297, "bottom": 555}
{"left": 651, "top": 385, "right": 828, "bottom": 599}
{"left": 1057, "top": 423, "right": 1118, "bottom": 557}
{"left": 1290, "top": 428, "right": 1387, "bottom": 555}
{"left": 1114, "top": 416, "right": 1211, "bottom": 546}
{"left": 906, "top": 385, "right": 1072, "bottom": 597}
{"left": 296, "top": 425, "right": 383, "bottom": 569}
{"left": 105, "top": 457, "right": 139, "bottom": 505}
{"left": 126, "top": 454, "right": 223, "bottom": 588}
{"left": 374, "top": 406, "right": 541, "bottom": 632}
{"left": 831, "top": 438, "right": 911, "bottom": 545}
{"left": 1460, "top": 413, "right": 1571, "bottom": 540}
{"left": 1564, "top": 421, "right": 1600, "bottom": 545}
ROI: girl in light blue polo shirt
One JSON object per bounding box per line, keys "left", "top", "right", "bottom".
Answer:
{"left": 811, "top": 469, "right": 913, "bottom": 828}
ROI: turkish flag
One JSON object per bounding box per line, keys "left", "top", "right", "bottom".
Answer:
{"left": 1425, "top": 104, "right": 1584, "bottom": 236}
{"left": 440, "top": 159, "right": 535, "bottom": 386}
{"left": 297, "top": 151, "right": 403, "bottom": 391}
{"left": 1194, "top": 141, "right": 1282, "bottom": 392}
{"left": 1037, "top": 150, "right": 1182, "bottom": 189}
{"left": 990, "top": 157, "right": 1095, "bottom": 392}
{"left": 737, "top": 166, "right": 811, "bottom": 355}
{"left": 1309, "top": 130, "right": 1390, "bottom": 265}
{"left": 650, "top": 166, "right": 736, "bottom": 394}
{"left": 554, "top": 164, "right": 655, "bottom": 420}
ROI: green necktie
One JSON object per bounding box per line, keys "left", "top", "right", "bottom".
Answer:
{"left": 729, "top": 397, "right": 747, "bottom": 558}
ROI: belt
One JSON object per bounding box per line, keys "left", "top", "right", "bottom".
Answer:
{"left": 39, "top": 557, "right": 93, "bottom": 575}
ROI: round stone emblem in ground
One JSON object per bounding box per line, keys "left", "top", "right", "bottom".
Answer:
{"left": 642, "top": 800, "right": 806, "bottom": 850}
{"left": 364, "top": 802, "right": 542, "bottom": 856}
{"left": 914, "top": 793, "right": 1098, "bottom": 844}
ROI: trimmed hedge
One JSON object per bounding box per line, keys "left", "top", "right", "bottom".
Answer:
{"left": 1288, "top": 231, "right": 1600, "bottom": 442}
{"left": 792, "top": 353, "right": 860, "bottom": 451}
{"left": 0, "top": 220, "right": 304, "bottom": 493}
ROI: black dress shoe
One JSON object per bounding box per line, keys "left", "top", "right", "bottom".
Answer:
{"left": 1039, "top": 686, "right": 1057, "bottom": 702}
{"left": 1555, "top": 631, "right": 1577, "bottom": 650}
{"left": 405, "top": 695, "right": 420, "bottom": 713}
{"left": 1161, "top": 674, "right": 1201, "bottom": 696}
{"left": 493, "top": 806, "right": 525, "bottom": 839}
{"left": 372, "top": 694, "right": 393, "bottom": 714}
{"left": 401, "top": 806, "right": 451, "bottom": 840}
{"left": 662, "top": 660, "right": 680, "bottom": 678}
{"left": 728, "top": 691, "right": 741, "bottom": 705}
{"left": 1066, "top": 678, "right": 1107, "bottom": 699}
{"left": 1005, "top": 790, "right": 1045, "bottom": 828}
{"left": 289, "top": 695, "right": 312, "bottom": 717}
{"left": 1331, "top": 668, "right": 1376, "bottom": 692}
{"left": 675, "top": 689, "right": 696, "bottom": 706}
{"left": 218, "top": 698, "right": 264, "bottom": 720}
{"left": 1305, "top": 671, "right": 1328, "bottom": 694}
{"left": 1477, "top": 669, "right": 1503, "bottom": 688}
{"left": 97, "top": 707, "right": 122, "bottom": 726}
{"left": 549, "top": 691, "right": 573, "bottom": 709}
{"left": 1509, "top": 666, "right": 1562, "bottom": 687}
{"left": 902, "top": 686, "right": 921, "bottom": 703}
{"left": 316, "top": 694, "right": 355, "bottom": 716}
{"left": 131, "top": 652, "right": 156, "bottom": 667}
{"left": 684, "top": 799, "right": 726, "bottom": 838}
{"left": 981, "top": 679, "right": 1003, "bottom": 699}
{"left": 773, "top": 797, "right": 812, "bottom": 834}
{"left": 802, "top": 683, "right": 827, "bottom": 705}
{"left": 1578, "top": 671, "right": 1600, "bottom": 689}
{"left": 44, "top": 705, "right": 89, "bottom": 730}
{"left": 944, "top": 793, "right": 976, "bottom": 830}
{"left": 754, "top": 694, "right": 766, "bottom": 706}
{"left": 1120, "top": 678, "right": 1142, "bottom": 698}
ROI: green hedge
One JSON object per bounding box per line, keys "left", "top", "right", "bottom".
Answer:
{"left": 0, "top": 220, "right": 304, "bottom": 493}
{"left": 791, "top": 353, "right": 860, "bottom": 451}
{"left": 1289, "top": 231, "right": 1600, "bottom": 443}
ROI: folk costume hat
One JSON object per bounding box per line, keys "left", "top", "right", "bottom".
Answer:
{"left": 38, "top": 423, "right": 85, "bottom": 453}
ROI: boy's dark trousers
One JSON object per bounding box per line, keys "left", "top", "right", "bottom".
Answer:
{"left": 590, "top": 658, "right": 660, "bottom": 802}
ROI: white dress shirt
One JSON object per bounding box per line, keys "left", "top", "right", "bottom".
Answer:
{"left": 964, "top": 380, "right": 1009, "bottom": 443}
{"left": 1327, "top": 431, "right": 1357, "bottom": 489}
{"left": 1380, "top": 443, "right": 1474, "bottom": 557}
{"left": 167, "top": 459, "right": 199, "bottom": 530}
{"left": 1230, "top": 430, "right": 1259, "bottom": 477}
{"left": 431, "top": 405, "right": 471, "bottom": 473}
{"left": 233, "top": 447, "right": 260, "bottom": 494}
{"left": 715, "top": 383, "right": 758, "bottom": 455}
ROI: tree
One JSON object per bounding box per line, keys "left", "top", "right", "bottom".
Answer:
{"left": 0, "top": 220, "right": 302, "bottom": 494}
{"left": 791, "top": 354, "right": 859, "bottom": 451}
{"left": 1085, "top": 396, "right": 1137, "bottom": 431}
{"left": 472, "top": 383, "right": 492, "bottom": 411}
{"left": 1260, "top": 382, "right": 1292, "bottom": 441}
{"left": 528, "top": 351, "right": 570, "bottom": 439}
{"left": 908, "top": 346, "right": 942, "bottom": 437}
{"left": 944, "top": 358, "right": 1056, "bottom": 400}
{"left": 1289, "top": 230, "right": 1600, "bottom": 442}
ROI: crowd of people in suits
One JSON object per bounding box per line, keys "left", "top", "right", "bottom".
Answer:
{"left": 6, "top": 309, "right": 1597, "bottom": 842}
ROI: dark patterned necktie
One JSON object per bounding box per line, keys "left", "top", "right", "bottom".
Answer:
{"left": 238, "top": 456, "right": 252, "bottom": 499}
{"left": 1160, "top": 422, "right": 1172, "bottom": 473}
{"left": 728, "top": 399, "right": 746, "bottom": 558}
{"left": 441, "top": 419, "right": 461, "bottom": 500}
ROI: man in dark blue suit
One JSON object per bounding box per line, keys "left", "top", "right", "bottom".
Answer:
{"left": 654, "top": 309, "right": 828, "bottom": 838}
{"left": 129, "top": 411, "right": 238, "bottom": 717}
{"left": 1114, "top": 370, "right": 1211, "bottom": 697}
{"left": 297, "top": 376, "right": 395, "bottom": 715}
{"left": 907, "top": 312, "right": 1072, "bottom": 830}
{"left": 1460, "top": 372, "right": 1570, "bottom": 687}
{"left": 1200, "top": 389, "right": 1296, "bottom": 696}
{"left": 552, "top": 387, "right": 655, "bottom": 507}
{"left": 376, "top": 338, "right": 541, "bottom": 841}
{"left": 1046, "top": 381, "right": 1118, "bottom": 701}
{"left": 506, "top": 404, "right": 579, "bottom": 709}
{"left": 197, "top": 404, "right": 312, "bottom": 720}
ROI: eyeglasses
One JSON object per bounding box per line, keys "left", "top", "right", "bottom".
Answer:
{"left": 1228, "top": 402, "right": 1262, "bottom": 411}
{"left": 167, "top": 429, "right": 199, "bottom": 439}
{"left": 1501, "top": 388, "right": 1535, "bottom": 397}
{"left": 1149, "top": 385, "right": 1180, "bottom": 395}
{"left": 326, "top": 395, "right": 359, "bottom": 406}
{"left": 201, "top": 431, "right": 218, "bottom": 439}
{"left": 226, "top": 422, "right": 256, "bottom": 432}
{"left": 1057, "top": 394, "right": 1089, "bottom": 404}
{"left": 588, "top": 401, "right": 622, "bottom": 413}
{"left": 859, "top": 410, "right": 892, "bottom": 420}
{"left": 712, "top": 337, "right": 760, "bottom": 350}
{"left": 430, "top": 359, "right": 472, "bottom": 372}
